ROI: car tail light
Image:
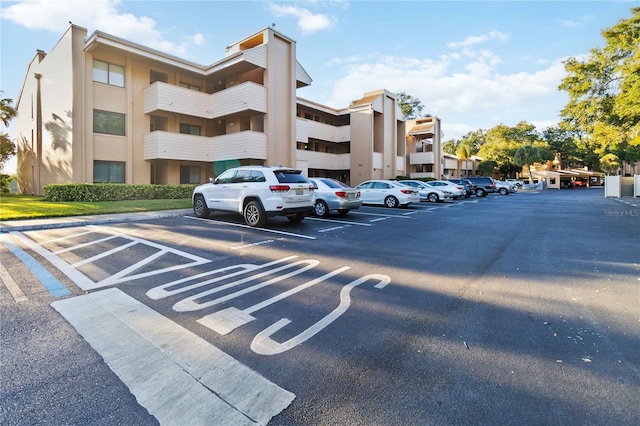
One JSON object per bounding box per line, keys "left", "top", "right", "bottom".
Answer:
{"left": 335, "top": 191, "right": 348, "bottom": 198}
{"left": 400, "top": 189, "right": 412, "bottom": 194}
{"left": 269, "top": 185, "right": 290, "bottom": 193}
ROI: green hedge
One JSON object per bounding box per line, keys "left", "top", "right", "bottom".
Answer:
{"left": 43, "top": 183, "right": 197, "bottom": 202}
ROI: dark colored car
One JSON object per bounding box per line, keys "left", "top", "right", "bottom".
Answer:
{"left": 448, "top": 179, "right": 475, "bottom": 198}
{"left": 465, "top": 176, "right": 497, "bottom": 197}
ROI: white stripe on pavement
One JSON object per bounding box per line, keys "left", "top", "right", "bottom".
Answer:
{"left": 51, "top": 288, "right": 295, "bottom": 426}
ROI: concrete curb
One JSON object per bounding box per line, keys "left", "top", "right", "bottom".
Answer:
{"left": 0, "top": 209, "right": 193, "bottom": 233}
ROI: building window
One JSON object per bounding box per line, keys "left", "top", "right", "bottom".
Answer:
{"left": 180, "top": 165, "right": 201, "bottom": 184}
{"left": 94, "top": 161, "right": 125, "bottom": 183}
{"left": 180, "top": 123, "right": 201, "bottom": 136}
{"left": 94, "top": 110, "right": 125, "bottom": 136}
{"left": 93, "top": 60, "right": 124, "bottom": 87}
{"left": 179, "top": 82, "right": 200, "bottom": 91}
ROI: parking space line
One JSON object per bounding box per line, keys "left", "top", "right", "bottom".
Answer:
{"left": 306, "top": 217, "right": 372, "bottom": 226}
{"left": 186, "top": 216, "right": 316, "bottom": 239}
{"left": 349, "top": 211, "right": 412, "bottom": 219}
{"left": 0, "top": 261, "right": 28, "bottom": 302}
{"left": 2, "top": 233, "right": 72, "bottom": 297}
{"left": 51, "top": 288, "right": 295, "bottom": 426}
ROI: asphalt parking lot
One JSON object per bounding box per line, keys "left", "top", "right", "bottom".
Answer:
{"left": 1, "top": 188, "right": 639, "bottom": 425}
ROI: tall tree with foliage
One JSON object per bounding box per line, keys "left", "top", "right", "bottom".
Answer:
{"left": 559, "top": 7, "right": 640, "bottom": 172}
{"left": 542, "top": 125, "right": 582, "bottom": 169}
{"left": 0, "top": 93, "right": 17, "bottom": 193}
{"left": 477, "top": 122, "right": 539, "bottom": 173}
{"left": 396, "top": 92, "right": 424, "bottom": 119}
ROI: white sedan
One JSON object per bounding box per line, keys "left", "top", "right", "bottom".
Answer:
{"left": 397, "top": 180, "right": 453, "bottom": 203}
{"left": 425, "top": 180, "right": 466, "bottom": 198}
{"left": 355, "top": 180, "right": 420, "bottom": 208}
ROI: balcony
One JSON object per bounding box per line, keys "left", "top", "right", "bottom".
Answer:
{"left": 143, "top": 81, "right": 267, "bottom": 119}
{"left": 144, "top": 130, "right": 267, "bottom": 162}
{"left": 409, "top": 151, "right": 435, "bottom": 165}
{"left": 296, "top": 150, "right": 350, "bottom": 170}
{"left": 296, "top": 118, "right": 350, "bottom": 144}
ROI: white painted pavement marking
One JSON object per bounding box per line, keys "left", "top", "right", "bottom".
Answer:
{"left": 186, "top": 216, "right": 317, "bottom": 239}
{"left": 51, "top": 288, "right": 295, "bottom": 426}
{"left": 349, "top": 211, "right": 412, "bottom": 219}
{"left": 305, "top": 217, "right": 372, "bottom": 227}
{"left": 251, "top": 274, "right": 391, "bottom": 356}
{"left": 12, "top": 227, "right": 211, "bottom": 290}
{"left": 146, "top": 256, "right": 299, "bottom": 301}
{"left": 9, "top": 231, "right": 96, "bottom": 291}
{"left": 198, "top": 266, "right": 351, "bottom": 335}
{"left": 172, "top": 259, "right": 320, "bottom": 312}
{"left": 0, "top": 261, "right": 27, "bottom": 302}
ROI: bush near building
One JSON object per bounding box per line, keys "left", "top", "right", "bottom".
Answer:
{"left": 44, "top": 183, "right": 196, "bottom": 202}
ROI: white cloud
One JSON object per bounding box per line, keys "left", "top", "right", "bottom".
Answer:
{"left": 268, "top": 2, "right": 336, "bottom": 34}
{"left": 447, "top": 30, "right": 509, "bottom": 48}
{"left": 559, "top": 14, "right": 595, "bottom": 28}
{"left": 320, "top": 49, "right": 567, "bottom": 140}
{"left": 1, "top": 0, "right": 202, "bottom": 57}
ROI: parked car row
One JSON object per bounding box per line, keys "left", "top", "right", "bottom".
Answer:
{"left": 192, "top": 166, "right": 517, "bottom": 227}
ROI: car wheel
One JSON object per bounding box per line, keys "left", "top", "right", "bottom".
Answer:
{"left": 243, "top": 200, "right": 266, "bottom": 227}
{"left": 337, "top": 209, "right": 350, "bottom": 216}
{"left": 384, "top": 196, "right": 399, "bottom": 208}
{"left": 475, "top": 188, "right": 486, "bottom": 197}
{"left": 193, "top": 195, "right": 210, "bottom": 218}
{"left": 287, "top": 213, "right": 306, "bottom": 223}
{"left": 427, "top": 193, "right": 439, "bottom": 203}
{"left": 314, "top": 200, "right": 330, "bottom": 217}
{"left": 499, "top": 188, "right": 508, "bottom": 196}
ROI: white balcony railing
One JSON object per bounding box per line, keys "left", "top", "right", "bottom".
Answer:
{"left": 409, "top": 151, "right": 435, "bottom": 165}
{"left": 144, "top": 130, "right": 267, "bottom": 162}
{"left": 295, "top": 150, "right": 350, "bottom": 170}
{"left": 143, "top": 81, "right": 267, "bottom": 119}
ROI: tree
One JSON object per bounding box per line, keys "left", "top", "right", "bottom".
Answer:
{"left": 477, "top": 160, "right": 497, "bottom": 176}
{"left": 599, "top": 153, "right": 621, "bottom": 175}
{"left": 559, "top": 7, "right": 640, "bottom": 168}
{"left": 542, "top": 125, "right": 581, "bottom": 169}
{"left": 456, "top": 143, "right": 472, "bottom": 176}
{"left": 0, "top": 93, "right": 17, "bottom": 193}
{"left": 477, "top": 122, "right": 540, "bottom": 173}
{"left": 396, "top": 92, "right": 424, "bottom": 119}
{"left": 514, "top": 144, "right": 545, "bottom": 184}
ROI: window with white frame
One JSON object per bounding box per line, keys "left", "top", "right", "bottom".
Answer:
{"left": 93, "top": 60, "right": 124, "bottom": 87}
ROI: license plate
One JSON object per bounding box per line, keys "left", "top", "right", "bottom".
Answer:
{"left": 296, "top": 189, "right": 303, "bottom": 195}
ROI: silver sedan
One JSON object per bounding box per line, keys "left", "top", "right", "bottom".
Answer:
{"left": 309, "top": 178, "right": 362, "bottom": 217}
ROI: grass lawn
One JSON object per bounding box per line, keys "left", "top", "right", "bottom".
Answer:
{"left": 0, "top": 194, "right": 192, "bottom": 221}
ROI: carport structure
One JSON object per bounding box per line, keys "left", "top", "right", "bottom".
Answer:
{"left": 532, "top": 169, "right": 604, "bottom": 189}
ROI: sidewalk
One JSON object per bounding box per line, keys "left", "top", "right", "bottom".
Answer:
{"left": 0, "top": 208, "right": 193, "bottom": 233}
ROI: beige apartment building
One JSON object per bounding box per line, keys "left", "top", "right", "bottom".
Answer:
{"left": 15, "top": 24, "right": 463, "bottom": 195}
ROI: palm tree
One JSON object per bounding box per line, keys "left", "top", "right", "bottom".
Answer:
{"left": 514, "top": 144, "right": 543, "bottom": 185}
{"left": 456, "top": 143, "right": 472, "bottom": 176}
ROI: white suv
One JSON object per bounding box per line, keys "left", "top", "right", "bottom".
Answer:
{"left": 192, "top": 166, "right": 315, "bottom": 227}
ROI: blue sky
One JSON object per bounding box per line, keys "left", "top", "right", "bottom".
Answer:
{"left": 1, "top": 0, "right": 638, "bottom": 173}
